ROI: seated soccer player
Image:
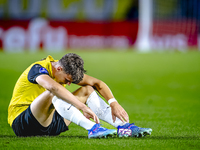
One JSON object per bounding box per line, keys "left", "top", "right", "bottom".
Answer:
{"left": 8, "top": 53, "right": 152, "bottom": 138}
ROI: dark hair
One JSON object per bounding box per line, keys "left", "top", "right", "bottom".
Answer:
{"left": 59, "top": 53, "right": 86, "bottom": 84}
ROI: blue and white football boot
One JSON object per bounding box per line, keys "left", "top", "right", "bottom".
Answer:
{"left": 117, "top": 123, "right": 152, "bottom": 138}
{"left": 88, "top": 124, "right": 117, "bottom": 139}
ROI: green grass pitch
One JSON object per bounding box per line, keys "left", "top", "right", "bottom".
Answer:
{"left": 0, "top": 50, "right": 200, "bottom": 149}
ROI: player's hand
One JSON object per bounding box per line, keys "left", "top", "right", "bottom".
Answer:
{"left": 82, "top": 106, "right": 100, "bottom": 124}
{"left": 110, "top": 101, "right": 129, "bottom": 123}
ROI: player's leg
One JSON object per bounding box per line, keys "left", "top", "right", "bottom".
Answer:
{"left": 52, "top": 85, "right": 117, "bottom": 138}
{"left": 52, "top": 96, "right": 95, "bottom": 130}
{"left": 31, "top": 87, "right": 95, "bottom": 129}
{"left": 30, "top": 87, "right": 96, "bottom": 129}
{"left": 11, "top": 90, "right": 68, "bottom": 136}
{"left": 51, "top": 85, "right": 95, "bottom": 130}
{"left": 30, "top": 90, "right": 56, "bottom": 127}
{"left": 69, "top": 85, "right": 125, "bottom": 127}
{"left": 71, "top": 85, "right": 94, "bottom": 104}
{"left": 85, "top": 89, "right": 125, "bottom": 128}
{"left": 85, "top": 88, "right": 152, "bottom": 137}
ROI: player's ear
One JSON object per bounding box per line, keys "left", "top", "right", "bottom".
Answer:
{"left": 57, "top": 66, "right": 63, "bottom": 71}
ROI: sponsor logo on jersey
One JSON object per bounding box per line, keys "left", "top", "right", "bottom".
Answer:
{"left": 39, "top": 67, "right": 48, "bottom": 74}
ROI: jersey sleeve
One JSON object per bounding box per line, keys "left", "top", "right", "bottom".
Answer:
{"left": 28, "top": 64, "right": 50, "bottom": 84}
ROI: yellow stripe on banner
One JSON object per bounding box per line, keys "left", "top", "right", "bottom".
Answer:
{"left": 0, "top": 0, "right": 137, "bottom": 21}
{"left": 22, "top": 0, "right": 28, "bottom": 10}
{"left": 62, "top": 0, "right": 80, "bottom": 9}
{"left": 0, "top": 0, "right": 6, "bottom": 5}
{"left": 113, "top": 0, "right": 134, "bottom": 21}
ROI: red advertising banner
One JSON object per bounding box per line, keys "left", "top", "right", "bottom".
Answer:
{"left": 0, "top": 19, "right": 199, "bottom": 52}
{"left": 151, "top": 20, "right": 199, "bottom": 51}
{"left": 0, "top": 19, "right": 138, "bottom": 52}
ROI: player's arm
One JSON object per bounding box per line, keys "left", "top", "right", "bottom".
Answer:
{"left": 78, "top": 74, "right": 114, "bottom": 100}
{"left": 77, "top": 74, "right": 129, "bottom": 123}
{"left": 36, "top": 74, "right": 99, "bottom": 123}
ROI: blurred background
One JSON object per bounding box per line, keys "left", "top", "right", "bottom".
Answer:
{"left": 0, "top": 0, "right": 200, "bottom": 52}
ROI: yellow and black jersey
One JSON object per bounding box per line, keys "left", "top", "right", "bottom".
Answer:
{"left": 8, "top": 55, "right": 57, "bottom": 126}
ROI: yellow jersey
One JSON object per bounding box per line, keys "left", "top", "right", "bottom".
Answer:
{"left": 8, "top": 55, "right": 57, "bottom": 126}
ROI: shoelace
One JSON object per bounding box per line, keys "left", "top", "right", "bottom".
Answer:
{"left": 97, "top": 124, "right": 107, "bottom": 131}
{"left": 91, "top": 124, "right": 107, "bottom": 133}
{"left": 128, "top": 123, "right": 140, "bottom": 131}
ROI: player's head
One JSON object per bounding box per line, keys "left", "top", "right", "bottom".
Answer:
{"left": 59, "top": 53, "right": 86, "bottom": 84}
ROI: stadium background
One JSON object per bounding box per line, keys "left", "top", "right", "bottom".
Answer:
{"left": 0, "top": 0, "right": 199, "bottom": 52}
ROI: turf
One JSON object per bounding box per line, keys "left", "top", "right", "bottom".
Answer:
{"left": 0, "top": 50, "right": 200, "bottom": 149}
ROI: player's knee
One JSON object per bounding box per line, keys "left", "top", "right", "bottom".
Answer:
{"left": 44, "top": 90, "right": 54, "bottom": 99}
{"left": 82, "top": 85, "right": 94, "bottom": 97}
